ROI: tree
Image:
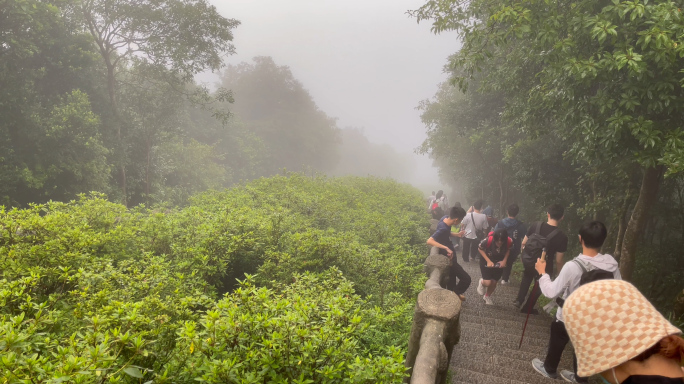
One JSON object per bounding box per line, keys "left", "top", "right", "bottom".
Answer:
{"left": 220, "top": 57, "right": 341, "bottom": 176}
{"left": 0, "top": 0, "right": 107, "bottom": 205}
{"left": 72, "top": 0, "right": 240, "bottom": 204}
{"left": 412, "top": 0, "right": 684, "bottom": 280}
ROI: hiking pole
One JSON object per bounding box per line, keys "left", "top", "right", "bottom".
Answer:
{"left": 519, "top": 248, "right": 546, "bottom": 349}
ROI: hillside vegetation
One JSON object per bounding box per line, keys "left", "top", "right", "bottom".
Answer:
{"left": 0, "top": 175, "right": 428, "bottom": 383}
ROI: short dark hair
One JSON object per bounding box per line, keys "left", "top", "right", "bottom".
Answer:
{"left": 431, "top": 191, "right": 435, "bottom": 195}
{"left": 547, "top": 204, "right": 564, "bottom": 220}
{"left": 473, "top": 199, "right": 484, "bottom": 210}
{"left": 450, "top": 206, "right": 466, "bottom": 221}
{"left": 507, "top": 203, "right": 520, "bottom": 217}
{"left": 579, "top": 221, "right": 607, "bottom": 249}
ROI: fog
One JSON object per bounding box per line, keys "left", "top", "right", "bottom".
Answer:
{"left": 202, "top": 0, "right": 460, "bottom": 194}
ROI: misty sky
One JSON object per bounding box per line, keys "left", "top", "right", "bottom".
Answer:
{"left": 204, "top": 0, "right": 460, "bottom": 189}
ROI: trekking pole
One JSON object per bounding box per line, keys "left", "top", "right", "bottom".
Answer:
{"left": 519, "top": 248, "right": 546, "bottom": 349}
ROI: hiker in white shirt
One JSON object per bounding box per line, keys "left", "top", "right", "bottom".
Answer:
{"left": 531, "top": 221, "right": 621, "bottom": 383}
{"left": 459, "top": 199, "right": 488, "bottom": 263}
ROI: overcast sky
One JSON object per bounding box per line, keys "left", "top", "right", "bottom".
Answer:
{"left": 205, "top": 0, "right": 460, "bottom": 190}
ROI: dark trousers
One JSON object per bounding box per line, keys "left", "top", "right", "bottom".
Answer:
{"left": 501, "top": 250, "right": 519, "bottom": 281}
{"left": 516, "top": 260, "right": 553, "bottom": 307}
{"left": 544, "top": 320, "right": 587, "bottom": 382}
{"left": 439, "top": 248, "right": 472, "bottom": 295}
{"left": 461, "top": 237, "right": 479, "bottom": 262}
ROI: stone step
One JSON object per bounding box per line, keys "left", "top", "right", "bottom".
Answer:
{"left": 452, "top": 341, "right": 574, "bottom": 366}
{"left": 460, "top": 321, "right": 549, "bottom": 342}
{"left": 458, "top": 331, "right": 548, "bottom": 354}
{"left": 460, "top": 314, "right": 550, "bottom": 335}
{"left": 461, "top": 309, "right": 551, "bottom": 327}
{"left": 451, "top": 359, "right": 557, "bottom": 384}
{"left": 451, "top": 347, "right": 575, "bottom": 374}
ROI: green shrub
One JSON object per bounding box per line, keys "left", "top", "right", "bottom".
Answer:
{"left": 0, "top": 175, "right": 427, "bottom": 383}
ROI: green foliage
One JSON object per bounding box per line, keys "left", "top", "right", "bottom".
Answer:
{"left": 171, "top": 271, "right": 406, "bottom": 384}
{"left": 1, "top": 175, "right": 426, "bottom": 383}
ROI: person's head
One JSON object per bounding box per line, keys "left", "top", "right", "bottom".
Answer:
{"left": 507, "top": 203, "right": 520, "bottom": 218}
{"left": 492, "top": 228, "right": 508, "bottom": 248}
{"left": 547, "top": 203, "right": 564, "bottom": 221}
{"left": 483, "top": 206, "right": 493, "bottom": 217}
{"left": 473, "top": 199, "right": 484, "bottom": 211}
{"left": 436, "top": 190, "right": 443, "bottom": 200}
{"left": 454, "top": 201, "right": 462, "bottom": 208}
{"left": 578, "top": 221, "right": 607, "bottom": 250}
{"left": 431, "top": 191, "right": 435, "bottom": 196}
{"left": 564, "top": 280, "right": 683, "bottom": 383}
{"left": 445, "top": 206, "right": 466, "bottom": 226}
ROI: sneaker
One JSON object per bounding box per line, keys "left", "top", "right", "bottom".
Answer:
{"left": 457, "top": 294, "right": 466, "bottom": 302}
{"left": 483, "top": 295, "right": 494, "bottom": 305}
{"left": 512, "top": 300, "right": 522, "bottom": 309}
{"left": 500, "top": 280, "right": 509, "bottom": 285}
{"left": 560, "top": 370, "right": 588, "bottom": 383}
{"left": 477, "top": 278, "right": 485, "bottom": 295}
{"left": 531, "top": 358, "right": 558, "bottom": 379}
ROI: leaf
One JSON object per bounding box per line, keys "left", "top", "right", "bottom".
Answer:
{"left": 123, "top": 367, "right": 144, "bottom": 379}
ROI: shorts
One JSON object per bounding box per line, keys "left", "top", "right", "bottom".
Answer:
{"left": 480, "top": 261, "right": 504, "bottom": 281}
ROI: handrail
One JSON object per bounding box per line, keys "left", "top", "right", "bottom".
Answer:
{"left": 404, "top": 220, "right": 462, "bottom": 384}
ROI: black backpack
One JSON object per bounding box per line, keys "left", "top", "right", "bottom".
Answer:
{"left": 521, "top": 222, "right": 559, "bottom": 268}
{"left": 556, "top": 259, "right": 614, "bottom": 307}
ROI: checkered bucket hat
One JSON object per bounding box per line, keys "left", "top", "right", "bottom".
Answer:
{"left": 563, "top": 279, "right": 681, "bottom": 377}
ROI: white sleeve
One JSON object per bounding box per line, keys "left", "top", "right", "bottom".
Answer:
{"left": 538, "top": 263, "right": 577, "bottom": 299}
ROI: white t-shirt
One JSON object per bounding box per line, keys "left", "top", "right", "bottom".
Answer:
{"left": 460, "top": 212, "right": 488, "bottom": 239}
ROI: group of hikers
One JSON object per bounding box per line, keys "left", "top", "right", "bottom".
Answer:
{"left": 425, "top": 195, "right": 683, "bottom": 384}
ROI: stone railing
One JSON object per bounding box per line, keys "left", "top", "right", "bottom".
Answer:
{"left": 404, "top": 220, "right": 462, "bottom": 384}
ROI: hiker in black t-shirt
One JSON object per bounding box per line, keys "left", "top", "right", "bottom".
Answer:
{"left": 514, "top": 204, "right": 568, "bottom": 314}
{"left": 427, "top": 206, "right": 471, "bottom": 301}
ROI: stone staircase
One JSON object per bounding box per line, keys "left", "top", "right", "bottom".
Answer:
{"left": 449, "top": 259, "right": 579, "bottom": 384}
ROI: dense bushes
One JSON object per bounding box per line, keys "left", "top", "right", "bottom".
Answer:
{"left": 0, "top": 175, "right": 428, "bottom": 383}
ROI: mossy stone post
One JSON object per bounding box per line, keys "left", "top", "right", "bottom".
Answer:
{"left": 404, "top": 244, "right": 462, "bottom": 384}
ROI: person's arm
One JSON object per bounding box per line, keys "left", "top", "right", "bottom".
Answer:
{"left": 427, "top": 237, "right": 453, "bottom": 258}
{"left": 450, "top": 230, "right": 464, "bottom": 238}
{"left": 520, "top": 235, "right": 528, "bottom": 251}
{"left": 555, "top": 252, "right": 565, "bottom": 275}
{"left": 535, "top": 259, "right": 574, "bottom": 299}
{"left": 478, "top": 247, "right": 494, "bottom": 267}
{"left": 500, "top": 248, "right": 510, "bottom": 268}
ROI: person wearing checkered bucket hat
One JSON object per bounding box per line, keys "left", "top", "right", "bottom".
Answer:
{"left": 564, "top": 279, "right": 684, "bottom": 384}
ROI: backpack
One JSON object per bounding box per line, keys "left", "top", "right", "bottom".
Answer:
{"left": 485, "top": 231, "right": 513, "bottom": 249}
{"left": 556, "top": 259, "right": 614, "bottom": 307}
{"left": 521, "top": 222, "right": 560, "bottom": 269}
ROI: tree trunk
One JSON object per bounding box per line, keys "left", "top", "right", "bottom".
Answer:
{"left": 619, "top": 166, "right": 664, "bottom": 280}
{"left": 613, "top": 182, "right": 632, "bottom": 261}
{"left": 105, "top": 61, "right": 127, "bottom": 206}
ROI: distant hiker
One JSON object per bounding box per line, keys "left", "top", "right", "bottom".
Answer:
{"left": 494, "top": 203, "right": 526, "bottom": 285}
{"left": 483, "top": 205, "right": 498, "bottom": 229}
{"left": 531, "top": 221, "right": 621, "bottom": 383}
{"left": 433, "top": 189, "right": 449, "bottom": 212}
{"left": 426, "top": 206, "right": 471, "bottom": 301}
{"left": 564, "top": 280, "right": 683, "bottom": 384}
{"left": 459, "top": 200, "right": 488, "bottom": 263}
{"left": 427, "top": 191, "right": 436, "bottom": 209}
{"left": 475, "top": 228, "right": 512, "bottom": 305}
{"left": 514, "top": 204, "right": 568, "bottom": 314}
{"left": 431, "top": 190, "right": 445, "bottom": 219}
